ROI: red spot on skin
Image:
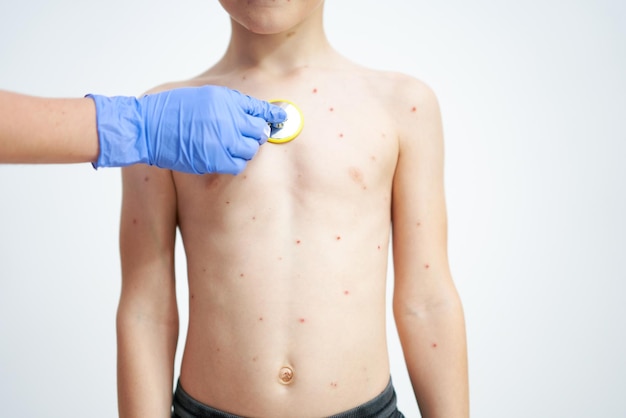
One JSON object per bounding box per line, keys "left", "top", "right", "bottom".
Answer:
{"left": 144, "top": 176, "right": 149, "bottom": 182}
{"left": 339, "top": 133, "right": 344, "bottom": 138}
{"left": 377, "top": 245, "right": 381, "bottom": 250}
{"left": 411, "top": 106, "right": 417, "bottom": 112}
{"left": 329, "top": 107, "right": 334, "bottom": 112}
{"left": 330, "top": 382, "right": 338, "bottom": 388}
{"left": 296, "top": 240, "right": 301, "bottom": 245}
{"left": 344, "top": 290, "right": 350, "bottom": 295}
{"left": 312, "top": 88, "right": 318, "bottom": 93}
{"left": 252, "top": 356, "right": 258, "bottom": 362}
{"left": 432, "top": 343, "right": 438, "bottom": 348}
{"left": 240, "top": 273, "right": 245, "bottom": 277}
{"left": 416, "top": 222, "right": 422, "bottom": 227}
{"left": 252, "top": 216, "right": 256, "bottom": 221}
{"left": 299, "top": 318, "right": 306, "bottom": 323}
{"left": 191, "top": 294, "right": 195, "bottom": 299}
{"left": 259, "top": 317, "right": 263, "bottom": 321}
{"left": 132, "top": 218, "right": 137, "bottom": 225}
{"left": 336, "top": 236, "right": 341, "bottom": 241}
{"left": 424, "top": 264, "right": 430, "bottom": 269}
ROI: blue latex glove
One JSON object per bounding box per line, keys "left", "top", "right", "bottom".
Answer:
{"left": 87, "top": 86, "right": 286, "bottom": 174}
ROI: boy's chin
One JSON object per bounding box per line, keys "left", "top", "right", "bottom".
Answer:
{"left": 238, "top": 18, "right": 299, "bottom": 36}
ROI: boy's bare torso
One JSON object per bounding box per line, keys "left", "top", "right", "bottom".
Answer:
{"left": 169, "top": 58, "right": 403, "bottom": 416}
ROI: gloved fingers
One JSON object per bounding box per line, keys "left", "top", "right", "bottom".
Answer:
{"left": 234, "top": 90, "right": 287, "bottom": 124}
{"left": 261, "top": 124, "right": 270, "bottom": 145}
{"left": 265, "top": 103, "right": 288, "bottom": 124}
{"left": 228, "top": 136, "right": 261, "bottom": 161}
{"left": 239, "top": 114, "right": 272, "bottom": 144}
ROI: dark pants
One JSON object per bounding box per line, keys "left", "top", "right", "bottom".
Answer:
{"left": 172, "top": 378, "right": 405, "bottom": 418}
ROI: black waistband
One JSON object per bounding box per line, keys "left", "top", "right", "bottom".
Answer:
{"left": 172, "top": 378, "right": 402, "bottom": 418}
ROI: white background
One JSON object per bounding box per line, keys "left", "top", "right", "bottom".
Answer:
{"left": 1, "top": 1, "right": 625, "bottom": 417}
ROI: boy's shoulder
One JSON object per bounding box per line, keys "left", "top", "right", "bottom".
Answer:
{"left": 350, "top": 66, "right": 440, "bottom": 122}
{"left": 344, "top": 62, "right": 438, "bottom": 106}
{"left": 345, "top": 65, "right": 442, "bottom": 145}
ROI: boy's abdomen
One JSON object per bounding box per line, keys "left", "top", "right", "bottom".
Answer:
{"left": 174, "top": 183, "right": 393, "bottom": 416}
{"left": 179, "top": 268, "right": 391, "bottom": 417}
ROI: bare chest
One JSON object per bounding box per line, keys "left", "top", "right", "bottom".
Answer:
{"left": 174, "top": 71, "right": 399, "bottom": 227}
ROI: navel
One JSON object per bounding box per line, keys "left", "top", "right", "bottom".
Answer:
{"left": 278, "top": 366, "right": 295, "bottom": 385}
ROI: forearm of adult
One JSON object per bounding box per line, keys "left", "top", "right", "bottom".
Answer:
{"left": 0, "top": 90, "right": 98, "bottom": 163}
{"left": 117, "top": 292, "right": 179, "bottom": 418}
{"left": 0, "top": 87, "right": 286, "bottom": 172}
{"left": 395, "top": 289, "right": 469, "bottom": 418}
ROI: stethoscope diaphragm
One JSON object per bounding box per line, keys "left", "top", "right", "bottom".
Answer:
{"left": 267, "top": 99, "right": 304, "bottom": 144}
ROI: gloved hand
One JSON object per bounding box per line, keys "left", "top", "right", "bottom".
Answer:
{"left": 87, "top": 86, "right": 286, "bottom": 174}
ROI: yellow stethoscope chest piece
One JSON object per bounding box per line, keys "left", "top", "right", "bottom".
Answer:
{"left": 267, "top": 99, "right": 304, "bottom": 144}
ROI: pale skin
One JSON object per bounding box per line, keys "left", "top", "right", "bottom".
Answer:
{"left": 117, "top": 1, "right": 469, "bottom": 417}
{"left": 0, "top": 90, "right": 99, "bottom": 163}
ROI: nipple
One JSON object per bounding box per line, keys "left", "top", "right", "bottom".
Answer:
{"left": 278, "top": 366, "right": 295, "bottom": 385}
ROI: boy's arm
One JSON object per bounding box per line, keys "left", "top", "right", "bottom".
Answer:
{"left": 391, "top": 79, "right": 469, "bottom": 417}
{"left": 117, "top": 164, "right": 179, "bottom": 418}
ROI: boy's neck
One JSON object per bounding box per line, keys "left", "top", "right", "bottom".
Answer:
{"left": 217, "top": 8, "right": 334, "bottom": 75}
